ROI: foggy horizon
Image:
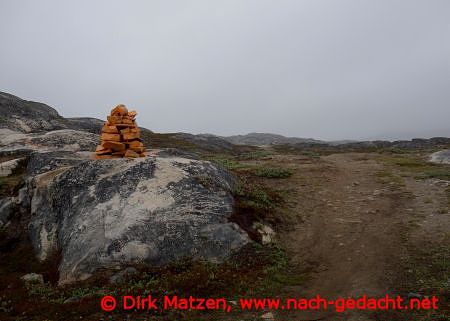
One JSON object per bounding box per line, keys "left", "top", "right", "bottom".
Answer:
{"left": 1, "top": 0, "right": 449, "bottom": 141}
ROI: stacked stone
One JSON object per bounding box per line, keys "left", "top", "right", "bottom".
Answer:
{"left": 95, "top": 104, "right": 146, "bottom": 158}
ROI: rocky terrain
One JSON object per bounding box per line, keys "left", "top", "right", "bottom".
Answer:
{"left": 0, "top": 91, "right": 449, "bottom": 321}
{"left": 0, "top": 92, "right": 249, "bottom": 286}
{"left": 222, "top": 131, "right": 450, "bottom": 150}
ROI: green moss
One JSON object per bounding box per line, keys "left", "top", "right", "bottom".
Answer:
{"left": 253, "top": 167, "right": 293, "bottom": 179}
{"left": 234, "top": 183, "right": 277, "bottom": 209}
{"left": 417, "top": 168, "right": 450, "bottom": 181}
{"left": 374, "top": 171, "right": 405, "bottom": 186}
{"left": 237, "top": 150, "right": 273, "bottom": 160}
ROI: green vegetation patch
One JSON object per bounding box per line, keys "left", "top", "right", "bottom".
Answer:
{"left": 234, "top": 182, "right": 278, "bottom": 210}
{"left": 374, "top": 170, "right": 405, "bottom": 186}
{"left": 2, "top": 244, "right": 294, "bottom": 321}
{"left": 237, "top": 150, "right": 273, "bottom": 160}
{"left": 253, "top": 166, "right": 293, "bottom": 179}
{"left": 382, "top": 155, "right": 450, "bottom": 181}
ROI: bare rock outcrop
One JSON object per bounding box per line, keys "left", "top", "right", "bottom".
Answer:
{"left": 21, "top": 152, "right": 248, "bottom": 284}
{"left": 430, "top": 149, "right": 450, "bottom": 164}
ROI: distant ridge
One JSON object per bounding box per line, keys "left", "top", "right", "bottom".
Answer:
{"left": 222, "top": 132, "right": 325, "bottom": 146}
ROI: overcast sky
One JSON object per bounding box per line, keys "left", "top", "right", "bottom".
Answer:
{"left": 0, "top": 0, "right": 448, "bottom": 140}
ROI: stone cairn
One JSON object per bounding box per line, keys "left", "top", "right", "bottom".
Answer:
{"left": 95, "top": 104, "right": 146, "bottom": 158}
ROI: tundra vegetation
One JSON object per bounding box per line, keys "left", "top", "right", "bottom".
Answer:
{"left": 1, "top": 127, "right": 449, "bottom": 320}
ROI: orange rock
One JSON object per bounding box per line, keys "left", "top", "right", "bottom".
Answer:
{"left": 111, "top": 104, "right": 128, "bottom": 116}
{"left": 95, "top": 105, "right": 147, "bottom": 159}
{"left": 103, "top": 141, "right": 126, "bottom": 151}
{"left": 96, "top": 145, "right": 106, "bottom": 152}
{"left": 96, "top": 148, "right": 113, "bottom": 155}
{"left": 95, "top": 154, "right": 121, "bottom": 159}
{"left": 107, "top": 115, "right": 124, "bottom": 124}
{"left": 102, "top": 125, "right": 119, "bottom": 134}
{"left": 124, "top": 149, "right": 140, "bottom": 158}
{"left": 128, "top": 141, "right": 143, "bottom": 148}
{"left": 114, "top": 123, "right": 135, "bottom": 128}
{"left": 120, "top": 127, "right": 139, "bottom": 135}
{"left": 121, "top": 118, "right": 134, "bottom": 125}
{"left": 101, "top": 133, "right": 121, "bottom": 141}
{"left": 123, "top": 132, "right": 140, "bottom": 141}
{"left": 130, "top": 147, "right": 145, "bottom": 153}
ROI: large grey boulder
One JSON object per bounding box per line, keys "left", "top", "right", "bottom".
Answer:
{"left": 430, "top": 149, "right": 450, "bottom": 165}
{"left": 23, "top": 153, "right": 248, "bottom": 284}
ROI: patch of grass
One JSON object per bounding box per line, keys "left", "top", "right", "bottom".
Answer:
{"left": 253, "top": 166, "right": 293, "bottom": 179}
{"left": 417, "top": 168, "right": 450, "bottom": 181}
{"left": 237, "top": 150, "right": 273, "bottom": 160}
{"left": 300, "top": 151, "right": 321, "bottom": 158}
{"left": 204, "top": 155, "right": 251, "bottom": 170}
{"left": 446, "top": 187, "right": 450, "bottom": 208}
{"left": 234, "top": 183, "right": 277, "bottom": 209}
{"left": 374, "top": 170, "right": 405, "bottom": 186}
{"left": 423, "top": 197, "right": 433, "bottom": 204}
{"left": 399, "top": 240, "right": 450, "bottom": 294}
{"left": 392, "top": 228, "right": 450, "bottom": 321}
{"left": 382, "top": 155, "right": 450, "bottom": 181}
{"left": 377, "top": 147, "right": 416, "bottom": 155}
{"left": 385, "top": 156, "right": 426, "bottom": 168}
{"left": 216, "top": 158, "right": 250, "bottom": 170}
{"left": 25, "top": 283, "right": 65, "bottom": 304}
{"left": 2, "top": 242, "right": 292, "bottom": 320}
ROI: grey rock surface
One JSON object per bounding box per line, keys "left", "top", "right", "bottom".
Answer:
{"left": 109, "top": 267, "right": 138, "bottom": 284}
{"left": 22, "top": 153, "right": 248, "bottom": 284}
{"left": 0, "top": 128, "right": 99, "bottom": 154}
{"left": 0, "top": 91, "right": 105, "bottom": 135}
{"left": 430, "top": 149, "right": 450, "bottom": 164}
{"left": 0, "top": 92, "right": 66, "bottom": 133}
{"left": 0, "top": 157, "right": 25, "bottom": 177}
{"left": 0, "top": 198, "right": 13, "bottom": 228}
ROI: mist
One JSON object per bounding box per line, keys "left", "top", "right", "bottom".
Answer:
{"left": 0, "top": 0, "right": 449, "bottom": 140}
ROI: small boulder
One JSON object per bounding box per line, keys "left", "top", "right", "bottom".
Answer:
{"left": 261, "top": 312, "right": 275, "bottom": 320}
{"left": 253, "top": 222, "right": 276, "bottom": 244}
{"left": 109, "top": 267, "right": 138, "bottom": 284}
{"left": 21, "top": 273, "right": 44, "bottom": 285}
{"left": 430, "top": 149, "right": 450, "bottom": 164}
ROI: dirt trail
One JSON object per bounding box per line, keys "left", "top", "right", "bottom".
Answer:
{"left": 275, "top": 152, "right": 447, "bottom": 321}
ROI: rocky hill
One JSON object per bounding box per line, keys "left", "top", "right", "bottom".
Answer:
{"left": 223, "top": 132, "right": 324, "bottom": 146}
{"left": 0, "top": 92, "right": 104, "bottom": 134}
